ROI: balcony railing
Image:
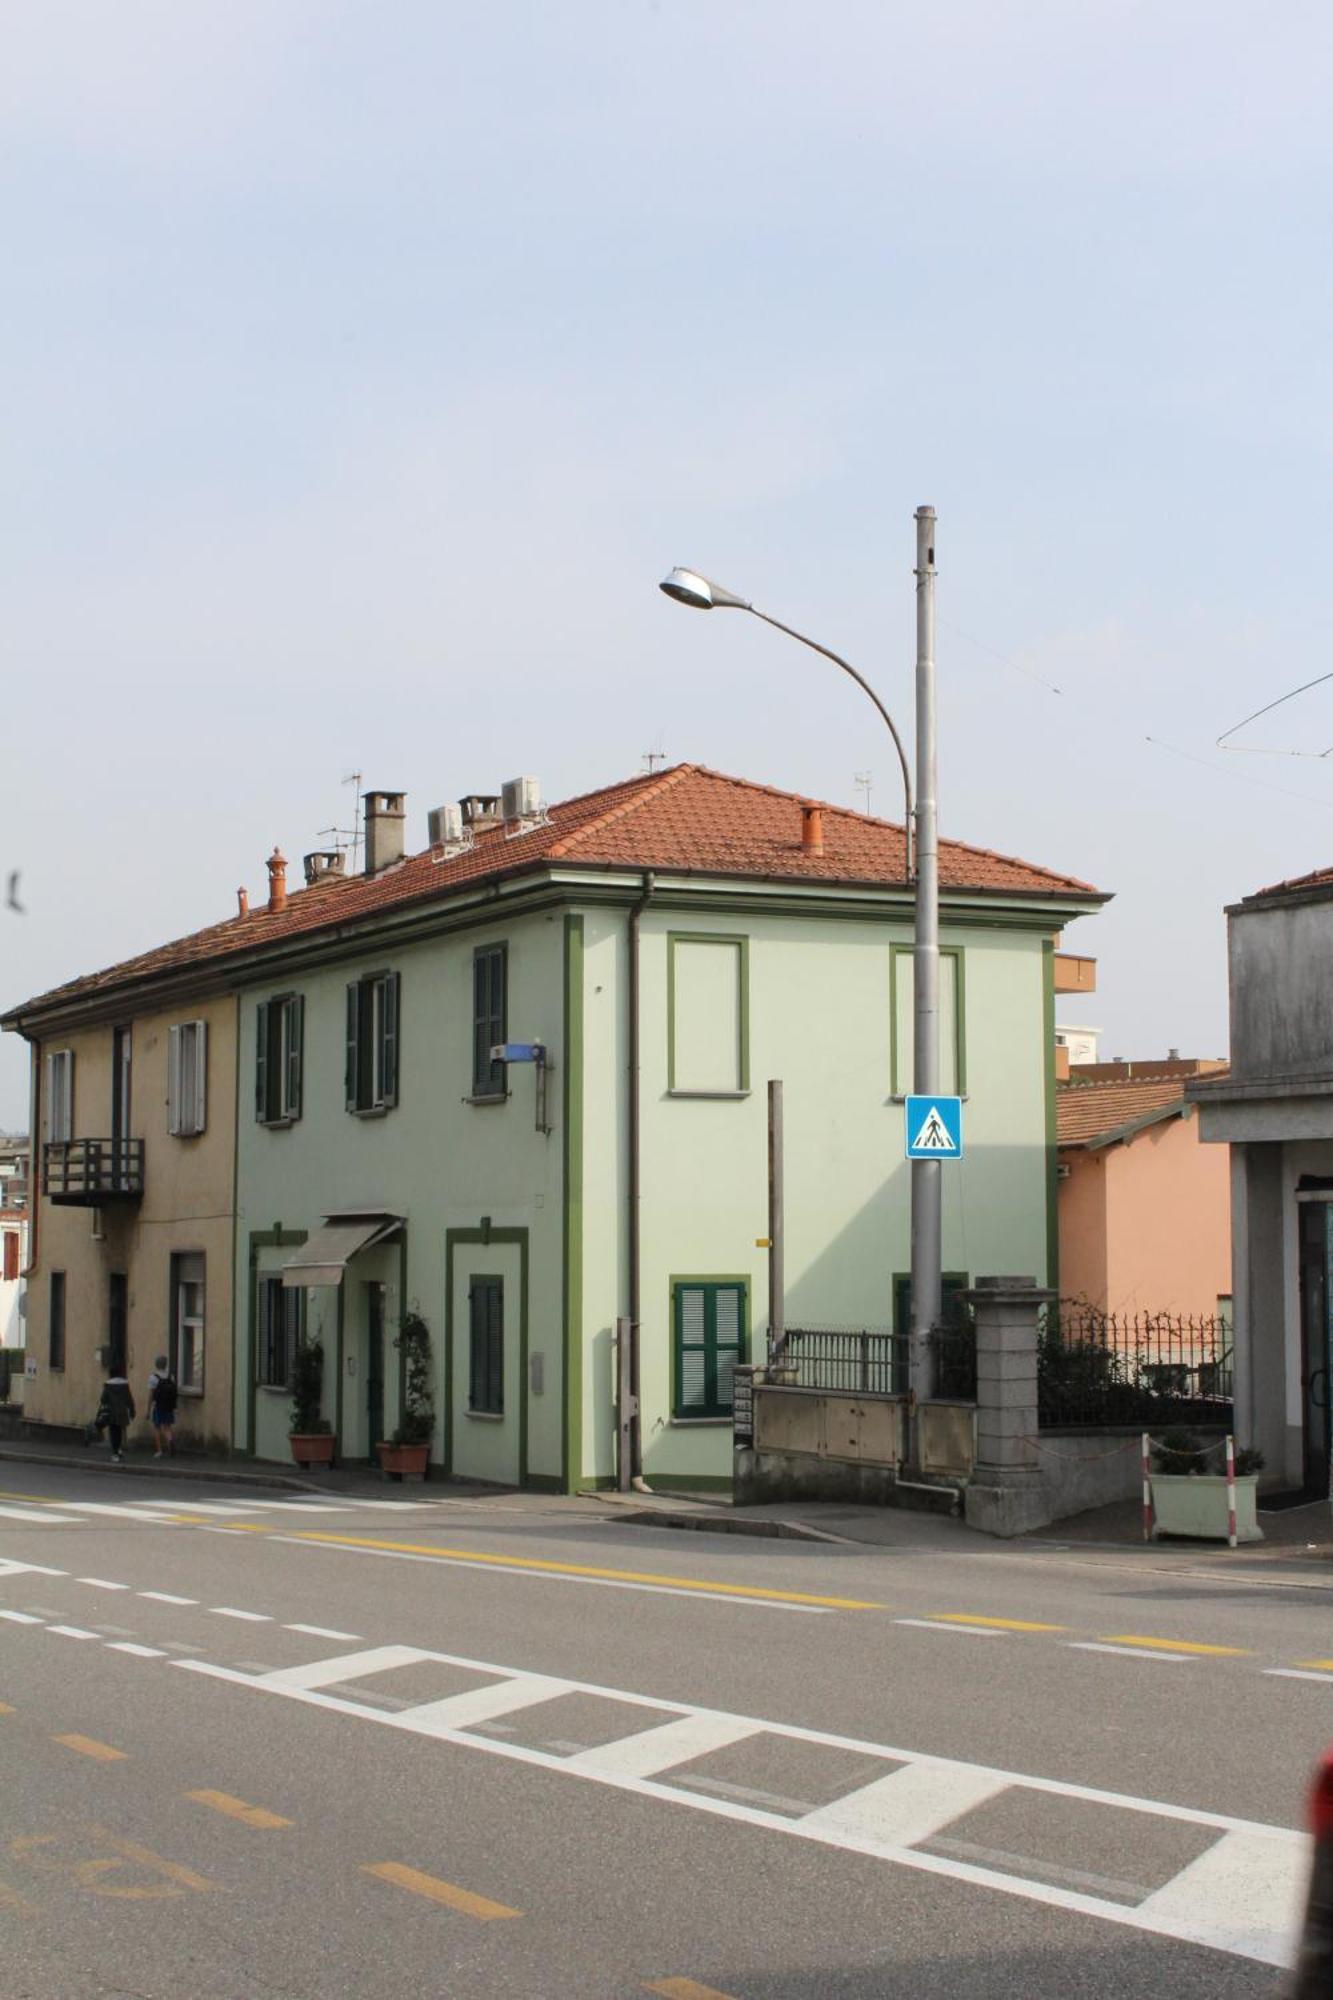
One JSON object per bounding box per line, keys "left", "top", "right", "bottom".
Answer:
{"left": 42, "top": 1139, "right": 144, "bottom": 1205}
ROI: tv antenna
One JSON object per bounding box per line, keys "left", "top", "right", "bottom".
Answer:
{"left": 854, "top": 771, "right": 873, "bottom": 815}
{"left": 643, "top": 748, "right": 667, "bottom": 774}
{"left": 316, "top": 770, "right": 363, "bottom": 873}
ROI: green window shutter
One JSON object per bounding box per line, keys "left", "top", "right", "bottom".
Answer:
{"left": 472, "top": 947, "right": 507, "bottom": 1095}
{"left": 468, "top": 1276, "right": 503, "bottom": 1413}
{"left": 714, "top": 1285, "right": 743, "bottom": 1412}
{"left": 286, "top": 996, "right": 304, "bottom": 1119}
{"left": 256, "top": 1276, "right": 271, "bottom": 1384}
{"left": 675, "top": 1285, "right": 710, "bottom": 1414}
{"left": 345, "top": 983, "right": 361, "bottom": 1111}
{"left": 255, "top": 1002, "right": 270, "bottom": 1123}
{"left": 379, "top": 972, "right": 400, "bottom": 1107}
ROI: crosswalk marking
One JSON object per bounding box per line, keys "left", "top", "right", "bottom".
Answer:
{"left": 568, "top": 1713, "right": 760, "bottom": 1779}
{"left": 398, "top": 1674, "right": 574, "bottom": 1738}
{"left": 0, "top": 1504, "right": 81, "bottom": 1523}
{"left": 1135, "top": 1827, "right": 1308, "bottom": 1961}
{"left": 801, "top": 1763, "right": 1006, "bottom": 1846}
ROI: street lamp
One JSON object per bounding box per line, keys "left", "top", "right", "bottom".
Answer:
{"left": 659, "top": 509, "right": 940, "bottom": 1464}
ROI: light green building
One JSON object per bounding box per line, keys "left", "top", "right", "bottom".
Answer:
{"left": 226, "top": 764, "right": 1104, "bottom": 1490}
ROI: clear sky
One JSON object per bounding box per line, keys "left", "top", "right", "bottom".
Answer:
{"left": 4, "top": 1, "right": 1331, "bottom": 1123}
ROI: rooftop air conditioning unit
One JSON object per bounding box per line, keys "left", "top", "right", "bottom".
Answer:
{"left": 428, "top": 803, "right": 464, "bottom": 849}
{"left": 501, "top": 775, "right": 542, "bottom": 824}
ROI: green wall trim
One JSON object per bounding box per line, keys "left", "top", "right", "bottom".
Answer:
{"left": 445, "top": 1225, "right": 530, "bottom": 1485}
{"left": 889, "top": 943, "right": 966, "bottom": 1097}
{"left": 1042, "top": 938, "right": 1059, "bottom": 1294}
{"left": 666, "top": 932, "right": 750, "bottom": 1093}
{"left": 561, "top": 914, "right": 584, "bottom": 1496}
{"left": 243, "top": 1227, "right": 308, "bottom": 1454}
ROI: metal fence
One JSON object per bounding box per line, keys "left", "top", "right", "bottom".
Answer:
{"left": 767, "top": 1323, "right": 976, "bottom": 1400}
{"left": 1038, "top": 1305, "right": 1233, "bottom": 1428}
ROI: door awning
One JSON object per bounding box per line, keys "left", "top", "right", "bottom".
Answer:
{"left": 280, "top": 1212, "right": 402, "bottom": 1289}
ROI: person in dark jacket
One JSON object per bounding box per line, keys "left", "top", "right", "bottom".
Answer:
{"left": 100, "top": 1372, "right": 136, "bottom": 1464}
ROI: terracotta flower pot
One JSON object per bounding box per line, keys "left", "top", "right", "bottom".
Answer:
{"left": 289, "top": 1432, "right": 335, "bottom": 1468}
{"left": 378, "top": 1441, "right": 429, "bottom": 1482}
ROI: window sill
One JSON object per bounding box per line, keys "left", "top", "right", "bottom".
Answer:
{"left": 666, "top": 1089, "right": 750, "bottom": 1102}
{"left": 169, "top": 1129, "right": 207, "bottom": 1142}
{"left": 465, "top": 1408, "right": 505, "bottom": 1422}
{"left": 348, "top": 1105, "right": 393, "bottom": 1120}
{"left": 258, "top": 1117, "right": 297, "bottom": 1132}
{"left": 669, "top": 1415, "right": 733, "bottom": 1427}
{"left": 466, "top": 1092, "right": 510, "bottom": 1107}
{"left": 257, "top": 1383, "right": 292, "bottom": 1395}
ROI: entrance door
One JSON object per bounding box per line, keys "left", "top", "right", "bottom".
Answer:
{"left": 1296, "top": 1202, "right": 1332, "bottom": 1497}
{"left": 365, "top": 1282, "right": 385, "bottom": 1453}
{"left": 108, "top": 1272, "right": 128, "bottom": 1376}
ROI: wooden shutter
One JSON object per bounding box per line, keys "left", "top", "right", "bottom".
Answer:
{"left": 285, "top": 997, "right": 304, "bottom": 1119}
{"left": 2, "top": 1232, "right": 17, "bottom": 1282}
{"left": 676, "top": 1285, "right": 710, "bottom": 1414}
{"left": 255, "top": 1003, "right": 270, "bottom": 1123}
{"left": 714, "top": 1286, "right": 743, "bottom": 1412}
{"left": 167, "top": 1025, "right": 182, "bottom": 1136}
{"left": 345, "top": 983, "right": 361, "bottom": 1111}
{"left": 193, "top": 1020, "right": 208, "bottom": 1133}
{"left": 378, "top": 973, "right": 400, "bottom": 1107}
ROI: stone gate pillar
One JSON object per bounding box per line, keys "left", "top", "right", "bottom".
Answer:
{"left": 963, "top": 1275, "right": 1052, "bottom": 1538}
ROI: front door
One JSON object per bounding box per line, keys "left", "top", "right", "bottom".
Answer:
{"left": 1297, "top": 1202, "right": 1332, "bottom": 1497}
{"left": 108, "top": 1272, "right": 128, "bottom": 1376}
{"left": 365, "top": 1282, "right": 385, "bottom": 1452}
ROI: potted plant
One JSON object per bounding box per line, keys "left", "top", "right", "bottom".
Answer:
{"left": 1149, "top": 1428, "right": 1264, "bottom": 1542}
{"left": 378, "top": 1309, "right": 434, "bottom": 1481}
{"left": 288, "top": 1336, "right": 335, "bottom": 1468}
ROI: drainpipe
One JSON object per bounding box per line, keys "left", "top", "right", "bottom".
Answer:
{"left": 625, "top": 871, "right": 655, "bottom": 1493}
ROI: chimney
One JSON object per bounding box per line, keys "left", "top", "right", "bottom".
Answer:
{"left": 303, "top": 850, "right": 347, "bottom": 887}
{"left": 1167, "top": 1047, "right": 1180, "bottom": 1062}
{"left": 237, "top": 887, "right": 249, "bottom": 918}
{"left": 266, "top": 848, "right": 287, "bottom": 915}
{"left": 364, "top": 791, "right": 406, "bottom": 876}
{"left": 800, "top": 803, "right": 824, "bottom": 856}
{"left": 459, "top": 793, "right": 502, "bottom": 832}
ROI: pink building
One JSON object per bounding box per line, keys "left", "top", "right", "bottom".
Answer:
{"left": 1057, "top": 1064, "right": 1231, "bottom": 1317}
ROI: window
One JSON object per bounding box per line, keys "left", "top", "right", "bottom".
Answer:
{"left": 255, "top": 995, "right": 304, "bottom": 1125}
{"left": 668, "top": 936, "right": 748, "bottom": 1094}
{"left": 472, "top": 945, "right": 507, "bottom": 1098}
{"left": 256, "top": 1277, "right": 304, "bottom": 1388}
{"left": 468, "top": 1275, "right": 504, "bottom": 1414}
{"left": 673, "top": 1280, "right": 746, "bottom": 1418}
{"left": 2, "top": 1231, "right": 17, "bottom": 1283}
{"left": 346, "top": 972, "right": 399, "bottom": 1113}
{"left": 46, "top": 1050, "right": 74, "bottom": 1143}
{"left": 48, "top": 1272, "right": 65, "bottom": 1371}
{"left": 890, "top": 946, "right": 964, "bottom": 1097}
{"left": 170, "top": 1252, "right": 205, "bottom": 1394}
{"left": 168, "top": 1021, "right": 208, "bottom": 1136}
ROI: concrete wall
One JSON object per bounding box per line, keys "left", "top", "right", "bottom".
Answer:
{"left": 22, "top": 998, "right": 237, "bottom": 1449}
{"left": 234, "top": 908, "right": 566, "bottom": 1481}
{"left": 1230, "top": 898, "right": 1333, "bottom": 1082}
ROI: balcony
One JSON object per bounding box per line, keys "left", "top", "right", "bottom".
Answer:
{"left": 1054, "top": 952, "right": 1096, "bottom": 995}
{"left": 43, "top": 1139, "right": 144, "bottom": 1206}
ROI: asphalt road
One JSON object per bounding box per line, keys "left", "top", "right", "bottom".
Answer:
{"left": 0, "top": 1461, "right": 1327, "bottom": 1998}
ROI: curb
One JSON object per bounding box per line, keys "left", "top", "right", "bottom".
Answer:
{"left": 0, "top": 1444, "right": 327, "bottom": 1495}
{"left": 599, "top": 1506, "right": 855, "bottom": 1545}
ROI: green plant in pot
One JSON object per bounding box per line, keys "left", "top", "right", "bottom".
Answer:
{"left": 288, "top": 1336, "right": 335, "bottom": 1468}
{"left": 379, "top": 1309, "right": 434, "bottom": 1481}
{"left": 1148, "top": 1428, "right": 1264, "bottom": 1543}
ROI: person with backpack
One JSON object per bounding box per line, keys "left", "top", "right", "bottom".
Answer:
{"left": 147, "top": 1354, "right": 178, "bottom": 1458}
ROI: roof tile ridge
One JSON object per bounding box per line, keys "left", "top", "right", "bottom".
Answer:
{"left": 547, "top": 763, "right": 697, "bottom": 857}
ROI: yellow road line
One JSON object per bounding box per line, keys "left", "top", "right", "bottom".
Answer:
{"left": 932, "top": 1614, "right": 1066, "bottom": 1633}
{"left": 93, "top": 1831, "right": 215, "bottom": 1893}
{"left": 52, "top": 1734, "right": 128, "bottom": 1761}
{"left": 1295, "top": 1658, "right": 1333, "bottom": 1672}
{"left": 289, "top": 1530, "right": 884, "bottom": 1609}
{"left": 193, "top": 1521, "right": 273, "bottom": 1533}
{"left": 0, "top": 1702, "right": 15, "bottom": 1715}
{"left": 187, "top": 1789, "right": 292, "bottom": 1829}
{"left": 1100, "top": 1634, "right": 1251, "bottom": 1657}
{"left": 643, "top": 1981, "right": 739, "bottom": 1999}
{"left": 362, "top": 1861, "right": 521, "bottom": 1920}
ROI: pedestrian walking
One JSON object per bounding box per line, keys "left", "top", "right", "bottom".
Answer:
{"left": 100, "top": 1369, "right": 135, "bottom": 1464}
{"left": 147, "top": 1354, "right": 178, "bottom": 1457}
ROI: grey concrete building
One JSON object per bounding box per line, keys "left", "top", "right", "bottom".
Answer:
{"left": 1189, "top": 865, "right": 1333, "bottom": 1499}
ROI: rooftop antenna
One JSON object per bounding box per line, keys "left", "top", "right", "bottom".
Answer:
{"left": 314, "top": 771, "right": 363, "bottom": 874}
{"left": 854, "top": 771, "right": 873, "bottom": 815}
{"left": 643, "top": 748, "right": 666, "bottom": 774}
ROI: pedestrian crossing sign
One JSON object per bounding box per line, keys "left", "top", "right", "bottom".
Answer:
{"left": 905, "top": 1095, "right": 963, "bottom": 1159}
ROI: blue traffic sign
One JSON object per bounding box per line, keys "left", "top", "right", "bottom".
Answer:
{"left": 905, "top": 1095, "right": 963, "bottom": 1159}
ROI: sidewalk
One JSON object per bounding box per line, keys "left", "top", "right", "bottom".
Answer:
{"left": 0, "top": 1434, "right": 508, "bottom": 1503}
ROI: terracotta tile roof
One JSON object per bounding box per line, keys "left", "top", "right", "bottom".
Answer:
{"left": 1057, "top": 1074, "right": 1191, "bottom": 1148}
{"left": 5, "top": 763, "right": 1105, "bottom": 1022}
{"left": 1249, "top": 863, "right": 1333, "bottom": 900}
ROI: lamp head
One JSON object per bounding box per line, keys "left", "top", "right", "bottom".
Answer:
{"left": 658, "top": 567, "right": 751, "bottom": 612}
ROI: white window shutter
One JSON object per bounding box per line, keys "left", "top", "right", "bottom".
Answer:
{"left": 167, "top": 1026, "right": 182, "bottom": 1136}
{"left": 193, "top": 1020, "right": 208, "bottom": 1134}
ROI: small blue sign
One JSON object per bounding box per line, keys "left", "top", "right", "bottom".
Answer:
{"left": 491, "top": 1041, "right": 546, "bottom": 1064}
{"left": 905, "top": 1095, "right": 963, "bottom": 1160}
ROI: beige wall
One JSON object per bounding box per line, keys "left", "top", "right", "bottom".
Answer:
{"left": 1059, "top": 1110, "right": 1231, "bottom": 1316}
{"left": 23, "top": 996, "right": 237, "bottom": 1447}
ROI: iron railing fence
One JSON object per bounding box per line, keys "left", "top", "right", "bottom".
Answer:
{"left": 1038, "top": 1304, "right": 1233, "bottom": 1429}
{"left": 767, "top": 1322, "right": 976, "bottom": 1400}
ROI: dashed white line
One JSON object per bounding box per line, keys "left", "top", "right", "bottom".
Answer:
{"left": 1264, "top": 1668, "right": 1333, "bottom": 1686}
{"left": 48, "top": 1625, "right": 99, "bottom": 1641}
{"left": 76, "top": 1577, "right": 130, "bottom": 1592}
{"left": 284, "top": 1623, "right": 362, "bottom": 1641}
{"left": 139, "top": 1591, "right": 197, "bottom": 1606}
{"left": 1069, "top": 1642, "right": 1191, "bottom": 1663}
{"left": 0, "top": 1609, "right": 42, "bottom": 1625}
{"left": 895, "top": 1618, "right": 1003, "bottom": 1638}
{"left": 210, "top": 1607, "right": 271, "bottom": 1623}
{"left": 106, "top": 1642, "right": 167, "bottom": 1659}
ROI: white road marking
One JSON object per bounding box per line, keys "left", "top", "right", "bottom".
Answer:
{"left": 48, "top": 1625, "right": 98, "bottom": 1640}
{"left": 1069, "top": 1643, "right": 1192, "bottom": 1663}
{"left": 895, "top": 1619, "right": 1003, "bottom": 1639}
{"left": 0, "top": 1504, "right": 80, "bottom": 1523}
{"left": 209, "top": 1607, "right": 271, "bottom": 1623}
{"left": 76, "top": 1577, "right": 130, "bottom": 1592}
{"left": 284, "top": 1623, "right": 363, "bottom": 1641}
{"left": 106, "top": 1642, "right": 166, "bottom": 1659}
{"left": 172, "top": 1641, "right": 1307, "bottom": 1970}
{"left": 568, "top": 1713, "right": 760, "bottom": 1779}
{"left": 1265, "top": 1668, "right": 1333, "bottom": 1685}
{"left": 0, "top": 1560, "right": 67, "bottom": 1578}
{"left": 139, "top": 1591, "right": 197, "bottom": 1605}
{"left": 0, "top": 1609, "right": 43, "bottom": 1624}
{"left": 267, "top": 1535, "right": 830, "bottom": 1612}
{"left": 56, "top": 1502, "right": 184, "bottom": 1522}
{"left": 395, "top": 1674, "right": 573, "bottom": 1739}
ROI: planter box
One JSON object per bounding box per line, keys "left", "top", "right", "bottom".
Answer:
{"left": 1151, "top": 1473, "right": 1262, "bottom": 1543}
{"left": 378, "top": 1441, "right": 429, "bottom": 1482}
{"left": 289, "top": 1432, "right": 335, "bottom": 1469}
